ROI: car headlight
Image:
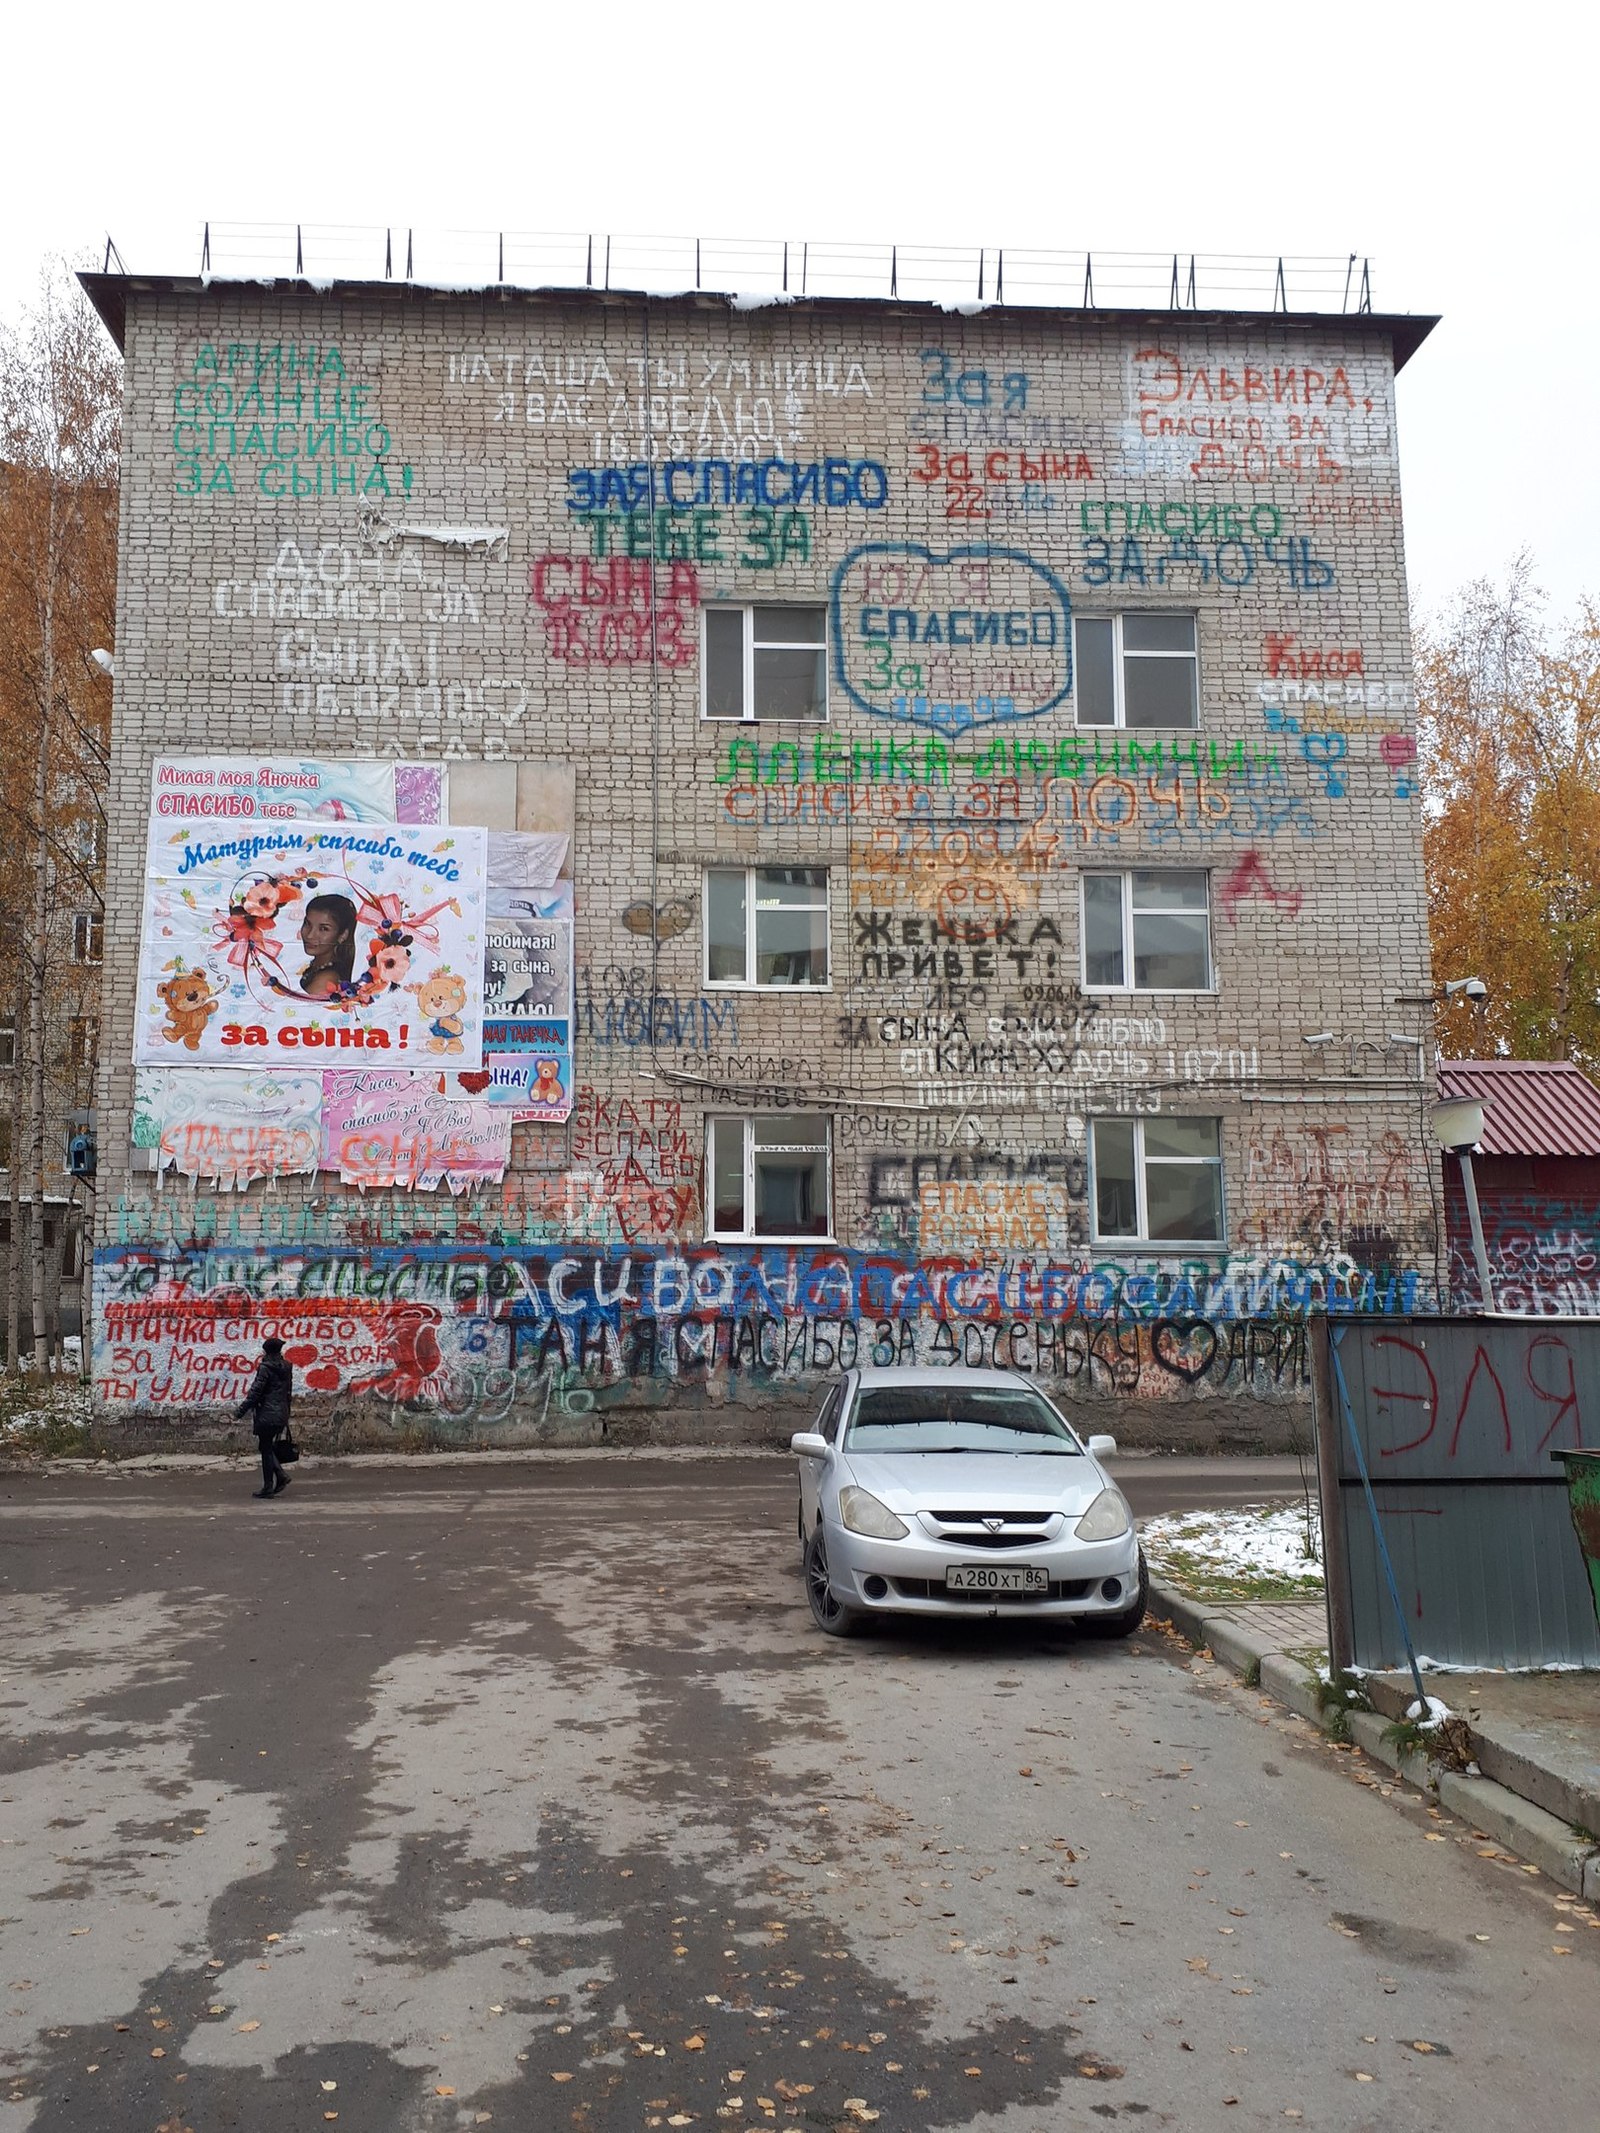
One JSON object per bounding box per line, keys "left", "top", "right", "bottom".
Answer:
{"left": 838, "top": 1486, "right": 909, "bottom": 1540}
{"left": 1075, "top": 1487, "right": 1132, "bottom": 1542}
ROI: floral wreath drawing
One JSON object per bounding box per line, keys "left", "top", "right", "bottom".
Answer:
{"left": 210, "top": 866, "right": 463, "bottom": 1013}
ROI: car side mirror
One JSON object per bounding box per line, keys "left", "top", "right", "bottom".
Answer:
{"left": 1086, "top": 1434, "right": 1117, "bottom": 1459}
{"left": 791, "top": 1432, "right": 829, "bottom": 1457}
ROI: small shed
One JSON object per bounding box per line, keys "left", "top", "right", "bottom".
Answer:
{"left": 1436, "top": 1060, "right": 1600, "bottom": 1313}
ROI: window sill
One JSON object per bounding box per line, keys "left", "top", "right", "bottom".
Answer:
{"left": 703, "top": 981, "right": 835, "bottom": 995}
{"left": 1091, "top": 1238, "right": 1227, "bottom": 1253}
{"left": 1080, "top": 988, "right": 1219, "bottom": 1000}
{"left": 706, "top": 1233, "right": 838, "bottom": 1248}
{"left": 701, "top": 713, "right": 832, "bottom": 726}
{"left": 1073, "top": 721, "right": 1200, "bottom": 735}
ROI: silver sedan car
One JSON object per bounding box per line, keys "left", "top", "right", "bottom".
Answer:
{"left": 791, "top": 1366, "right": 1146, "bottom": 1638}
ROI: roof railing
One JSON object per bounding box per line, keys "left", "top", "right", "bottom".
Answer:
{"left": 125, "top": 223, "right": 1381, "bottom": 315}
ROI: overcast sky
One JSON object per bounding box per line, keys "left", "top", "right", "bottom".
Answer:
{"left": 4, "top": 2, "right": 1588, "bottom": 630}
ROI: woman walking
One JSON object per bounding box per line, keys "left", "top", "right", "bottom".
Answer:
{"left": 237, "top": 1335, "right": 294, "bottom": 1498}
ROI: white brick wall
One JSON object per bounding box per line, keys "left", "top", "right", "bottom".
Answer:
{"left": 92, "top": 284, "right": 1435, "bottom": 1445}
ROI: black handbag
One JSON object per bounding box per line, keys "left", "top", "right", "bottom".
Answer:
{"left": 276, "top": 1425, "right": 300, "bottom": 1465}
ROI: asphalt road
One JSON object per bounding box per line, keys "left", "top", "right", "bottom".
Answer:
{"left": 1, "top": 1456, "right": 1592, "bottom": 2133}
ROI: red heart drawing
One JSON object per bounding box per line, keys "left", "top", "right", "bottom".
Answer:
{"left": 457, "top": 1071, "right": 492, "bottom": 1094}
{"left": 305, "top": 1364, "right": 341, "bottom": 1392}
{"left": 284, "top": 1344, "right": 317, "bottom": 1368}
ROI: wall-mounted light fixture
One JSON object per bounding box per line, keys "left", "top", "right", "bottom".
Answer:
{"left": 1430, "top": 1094, "right": 1497, "bottom": 1313}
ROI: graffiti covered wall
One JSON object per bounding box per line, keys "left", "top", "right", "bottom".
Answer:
{"left": 90, "top": 283, "right": 1438, "bottom": 1446}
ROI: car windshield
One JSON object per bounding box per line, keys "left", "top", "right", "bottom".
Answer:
{"left": 845, "top": 1385, "right": 1082, "bottom": 1455}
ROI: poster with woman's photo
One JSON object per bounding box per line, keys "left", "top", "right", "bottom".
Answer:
{"left": 134, "top": 817, "right": 487, "bottom": 1068}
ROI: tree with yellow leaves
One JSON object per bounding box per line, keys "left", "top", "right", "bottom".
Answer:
{"left": 1418, "top": 563, "right": 1600, "bottom": 1071}
{"left": 0, "top": 264, "right": 119, "bottom": 1369}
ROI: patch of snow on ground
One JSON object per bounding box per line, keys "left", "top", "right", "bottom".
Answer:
{"left": 1141, "top": 1502, "right": 1323, "bottom": 1588}
{"left": 1406, "top": 1694, "right": 1456, "bottom": 1728}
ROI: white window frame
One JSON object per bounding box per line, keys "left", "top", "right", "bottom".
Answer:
{"left": 72, "top": 912, "right": 103, "bottom": 966}
{"left": 706, "top": 1114, "right": 834, "bottom": 1243}
{"left": 0, "top": 1022, "right": 13, "bottom": 1070}
{"left": 1090, "top": 1117, "right": 1225, "bottom": 1246}
{"left": 703, "top": 866, "right": 832, "bottom": 992}
{"left": 1080, "top": 870, "right": 1214, "bottom": 994}
{"left": 1073, "top": 612, "right": 1199, "bottom": 730}
{"left": 701, "top": 604, "right": 830, "bottom": 723}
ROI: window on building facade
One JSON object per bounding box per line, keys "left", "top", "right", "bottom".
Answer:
{"left": 72, "top": 912, "right": 103, "bottom": 966}
{"left": 0, "top": 1021, "right": 13, "bottom": 1070}
{"left": 705, "top": 867, "right": 830, "bottom": 988}
{"left": 703, "top": 605, "right": 828, "bottom": 721}
{"left": 1074, "top": 613, "right": 1198, "bottom": 728}
{"left": 1092, "top": 1118, "right": 1224, "bottom": 1243}
{"left": 68, "top": 1016, "right": 99, "bottom": 1076}
{"left": 708, "top": 1115, "right": 832, "bottom": 1240}
{"left": 74, "top": 815, "right": 105, "bottom": 870}
{"left": 1082, "top": 870, "right": 1212, "bottom": 991}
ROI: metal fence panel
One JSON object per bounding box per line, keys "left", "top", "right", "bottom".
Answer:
{"left": 1317, "top": 1317, "right": 1600, "bottom": 1671}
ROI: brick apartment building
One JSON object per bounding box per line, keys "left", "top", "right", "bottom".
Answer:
{"left": 81, "top": 251, "right": 1438, "bottom": 1445}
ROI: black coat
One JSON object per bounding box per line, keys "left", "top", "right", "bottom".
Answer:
{"left": 237, "top": 1356, "right": 293, "bottom": 1435}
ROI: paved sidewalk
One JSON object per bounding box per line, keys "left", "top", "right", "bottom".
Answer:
{"left": 1149, "top": 1574, "right": 1600, "bottom": 1899}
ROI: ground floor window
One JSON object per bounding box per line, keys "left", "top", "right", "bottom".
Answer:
{"left": 1091, "top": 1116, "right": 1224, "bottom": 1243}
{"left": 708, "top": 1115, "right": 832, "bottom": 1240}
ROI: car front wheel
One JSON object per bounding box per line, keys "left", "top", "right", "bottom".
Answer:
{"left": 1081, "top": 1548, "right": 1149, "bottom": 1639}
{"left": 804, "top": 1527, "right": 867, "bottom": 1638}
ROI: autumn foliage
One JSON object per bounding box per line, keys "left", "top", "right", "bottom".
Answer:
{"left": 1418, "top": 566, "right": 1600, "bottom": 1071}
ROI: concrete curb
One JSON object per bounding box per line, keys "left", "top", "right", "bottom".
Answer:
{"left": 1148, "top": 1573, "right": 1600, "bottom": 1898}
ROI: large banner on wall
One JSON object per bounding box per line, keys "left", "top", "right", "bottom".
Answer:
{"left": 319, "top": 1068, "right": 514, "bottom": 1193}
{"left": 133, "top": 1068, "right": 325, "bottom": 1191}
{"left": 134, "top": 819, "right": 489, "bottom": 1069}
{"left": 152, "top": 758, "right": 446, "bottom": 825}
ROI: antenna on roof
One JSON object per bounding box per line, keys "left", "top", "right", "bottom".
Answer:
{"left": 295, "top": 224, "right": 304, "bottom": 277}
{"left": 1273, "top": 256, "right": 1287, "bottom": 312}
{"left": 197, "top": 225, "right": 209, "bottom": 276}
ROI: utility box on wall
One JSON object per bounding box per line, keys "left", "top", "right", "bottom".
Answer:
{"left": 1314, "top": 1315, "right": 1600, "bottom": 1671}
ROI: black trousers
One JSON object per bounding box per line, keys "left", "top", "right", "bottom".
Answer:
{"left": 258, "top": 1434, "right": 286, "bottom": 1491}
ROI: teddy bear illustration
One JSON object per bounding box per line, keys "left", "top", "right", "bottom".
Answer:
{"left": 530, "top": 1057, "right": 565, "bottom": 1106}
{"left": 156, "top": 969, "right": 220, "bottom": 1050}
{"left": 408, "top": 971, "right": 469, "bottom": 1055}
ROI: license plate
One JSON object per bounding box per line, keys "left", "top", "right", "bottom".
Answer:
{"left": 945, "top": 1564, "right": 1048, "bottom": 1594}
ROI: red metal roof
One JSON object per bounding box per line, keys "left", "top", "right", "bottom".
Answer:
{"left": 1436, "top": 1059, "right": 1600, "bottom": 1158}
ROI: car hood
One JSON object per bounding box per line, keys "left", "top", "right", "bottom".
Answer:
{"left": 840, "top": 1449, "right": 1110, "bottom": 1516}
